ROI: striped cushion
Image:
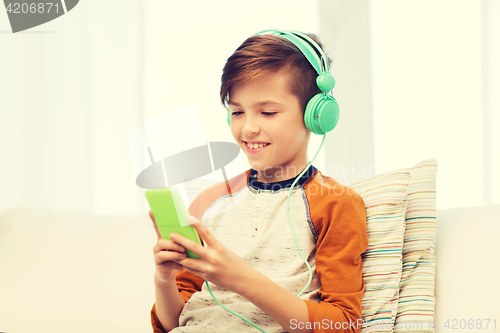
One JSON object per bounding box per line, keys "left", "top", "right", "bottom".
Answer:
{"left": 351, "top": 168, "right": 410, "bottom": 332}
{"left": 394, "top": 158, "right": 437, "bottom": 332}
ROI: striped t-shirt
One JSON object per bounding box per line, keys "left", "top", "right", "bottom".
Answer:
{"left": 151, "top": 165, "right": 368, "bottom": 333}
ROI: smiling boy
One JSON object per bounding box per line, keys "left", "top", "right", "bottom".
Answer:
{"left": 150, "top": 31, "right": 368, "bottom": 333}
{"left": 227, "top": 70, "right": 310, "bottom": 183}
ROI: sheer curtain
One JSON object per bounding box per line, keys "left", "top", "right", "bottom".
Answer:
{"left": 5, "top": 1, "right": 492, "bottom": 216}
{"left": 319, "top": 0, "right": 500, "bottom": 210}
{"left": 367, "top": 0, "right": 499, "bottom": 209}
{"left": 0, "top": 0, "right": 145, "bottom": 216}
{"left": 0, "top": 0, "right": 324, "bottom": 217}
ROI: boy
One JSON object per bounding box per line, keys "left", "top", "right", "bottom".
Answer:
{"left": 150, "top": 30, "right": 368, "bottom": 332}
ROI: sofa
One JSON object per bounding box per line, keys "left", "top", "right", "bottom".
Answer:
{"left": 1, "top": 188, "right": 499, "bottom": 332}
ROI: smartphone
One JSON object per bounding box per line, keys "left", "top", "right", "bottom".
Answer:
{"left": 145, "top": 187, "right": 201, "bottom": 259}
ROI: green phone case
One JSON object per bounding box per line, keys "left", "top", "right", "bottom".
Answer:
{"left": 145, "top": 187, "right": 201, "bottom": 259}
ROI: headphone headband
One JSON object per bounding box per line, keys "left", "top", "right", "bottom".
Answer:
{"left": 255, "top": 29, "right": 330, "bottom": 74}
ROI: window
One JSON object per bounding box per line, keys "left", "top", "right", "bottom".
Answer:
{"left": 369, "top": 0, "right": 499, "bottom": 209}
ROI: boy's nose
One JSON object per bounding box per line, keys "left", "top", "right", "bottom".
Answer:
{"left": 242, "top": 118, "right": 260, "bottom": 135}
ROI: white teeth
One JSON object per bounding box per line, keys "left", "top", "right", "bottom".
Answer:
{"left": 246, "top": 142, "right": 269, "bottom": 149}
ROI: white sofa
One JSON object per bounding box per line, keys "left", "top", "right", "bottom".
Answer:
{"left": 0, "top": 204, "right": 499, "bottom": 333}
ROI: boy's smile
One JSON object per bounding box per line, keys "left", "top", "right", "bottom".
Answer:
{"left": 228, "top": 70, "right": 311, "bottom": 184}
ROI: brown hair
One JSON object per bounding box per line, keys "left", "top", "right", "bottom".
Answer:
{"left": 220, "top": 33, "right": 330, "bottom": 113}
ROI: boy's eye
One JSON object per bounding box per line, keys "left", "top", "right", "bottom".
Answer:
{"left": 231, "top": 111, "right": 276, "bottom": 116}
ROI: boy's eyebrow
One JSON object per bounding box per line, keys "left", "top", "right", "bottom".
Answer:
{"left": 227, "top": 100, "right": 284, "bottom": 108}
{"left": 226, "top": 101, "right": 241, "bottom": 107}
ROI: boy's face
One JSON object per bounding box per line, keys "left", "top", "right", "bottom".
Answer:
{"left": 228, "top": 70, "right": 311, "bottom": 183}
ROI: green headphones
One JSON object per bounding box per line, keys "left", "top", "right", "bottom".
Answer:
{"left": 226, "top": 29, "right": 340, "bottom": 135}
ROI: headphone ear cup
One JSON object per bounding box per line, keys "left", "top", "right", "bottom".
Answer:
{"left": 304, "top": 94, "right": 340, "bottom": 135}
{"left": 316, "top": 72, "right": 336, "bottom": 92}
{"left": 227, "top": 110, "right": 231, "bottom": 127}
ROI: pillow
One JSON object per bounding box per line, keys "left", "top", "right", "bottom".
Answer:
{"left": 350, "top": 168, "right": 410, "bottom": 332}
{"left": 394, "top": 158, "right": 437, "bottom": 332}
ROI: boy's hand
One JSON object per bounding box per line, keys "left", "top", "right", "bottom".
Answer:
{"left": 170, "top": 215, "right": 259, "bottom": 294}
{"left": 149, "top": 210, "right": 187, "bottom": 284}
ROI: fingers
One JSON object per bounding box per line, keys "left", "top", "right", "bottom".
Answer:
{"left": 153, "top": 238, "right": 188, "bottom": 267}
{"left": 170, "top": 231, "right": 207, "bottom": 259}
{"left": 176, "top": 257, "right": 211, "bottom": 278}
{"left": 153, "top": 238, "right": 186, "bottom": 254}
{"left": 178, "top": 260, "right": 207, "bottom": 279}
{"left": 187, "top": 216, "right": 217, "bottom": 245}
{"left": 155, "top": 248, "right": 187, "bottom": 265}
{"left": 168, "top": 216, "right": 219, "bottom": 260}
